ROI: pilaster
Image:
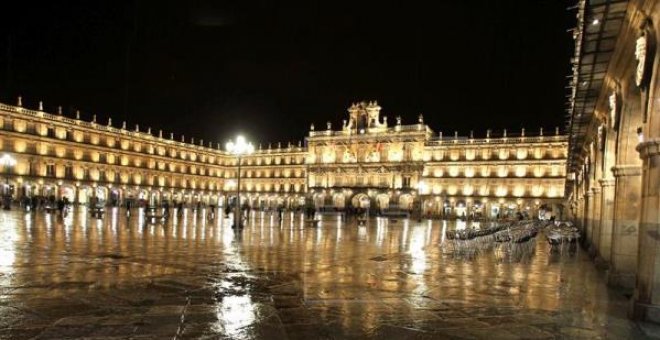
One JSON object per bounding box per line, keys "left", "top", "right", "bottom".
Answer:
{"left": 633, "top": 139, "right": 660, "bottom": 322}
{"left": 584, "top": 191, "right": 594, "bottom": 246}
{"left": 608, "top": 164, "right": 642, "bottom": 289}
{"left": 590, "top": 186, "right": 603, "bottom": 257}
{"left": 598, "top": 178, "right": 616, "bottom": 267}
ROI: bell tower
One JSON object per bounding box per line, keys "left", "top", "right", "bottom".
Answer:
{"left": 345, "top": 101, "right": 384, "bottom": 133}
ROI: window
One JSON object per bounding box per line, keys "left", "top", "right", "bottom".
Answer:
{"left": 46, "top": 164, "right": 55, "bottom": 177}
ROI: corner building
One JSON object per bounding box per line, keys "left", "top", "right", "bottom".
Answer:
{"left": 0, "top": 99, "right": 566, "bottom": 219}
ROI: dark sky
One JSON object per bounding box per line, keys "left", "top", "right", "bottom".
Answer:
{"left": 0, "top": 0, "right": 573, "bottom": 146}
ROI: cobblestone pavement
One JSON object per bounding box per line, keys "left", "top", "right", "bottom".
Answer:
{"left": 0, "top": 208, "right": 648, "bottom": 339}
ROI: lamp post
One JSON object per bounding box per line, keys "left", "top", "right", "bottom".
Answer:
{"left": 0, "top": 154, "right": 17, "bottom": 210}
{"left": 226, "top": 136, "right": 254, "bottom": 229}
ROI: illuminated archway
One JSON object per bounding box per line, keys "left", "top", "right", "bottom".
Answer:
{"left": 332, "top": 193, "right": 345, "bottom": 208}
{"left": 398, "top": 194, "right": 413, "bottom": 210}
{"left": 351, "top": 193, "right": 370, "bottom": 209}
{"left": 376, "top": 194, "right": 390, "bottom": 210}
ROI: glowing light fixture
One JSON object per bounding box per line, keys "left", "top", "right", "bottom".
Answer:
{"left": 226, "top": 135, "right": 254, "bottom": 229}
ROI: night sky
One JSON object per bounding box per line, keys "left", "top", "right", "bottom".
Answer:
{"left": 0, "top": 1, "right": 573, "bottom": 146}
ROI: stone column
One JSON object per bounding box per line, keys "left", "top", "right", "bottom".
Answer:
{"left": 590, "top": 187, "right": 602, "bottom": 256}
{"left": 584, "top": 191, "right": 594, "bottom": 246}
{"left": 577, "top": 196, "right": 585, "bottom": 229}
{"left": 608, "top": 164, "right": 642, "bottom": 289}
{"left": 597, "top": 178, "right": 616, "bottom": 266}
{"left": 578, "top": 197, "right": 584, "bottom": 222}
{"left": 633, "top": 139, "right": 660, "bottom": 322}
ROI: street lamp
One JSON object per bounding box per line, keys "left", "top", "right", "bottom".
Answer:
{"left": 226, "top": 136, "right": 254, "bottom": 229}
{"left": 0, "top": 154, "right": 17, "bottom": 210}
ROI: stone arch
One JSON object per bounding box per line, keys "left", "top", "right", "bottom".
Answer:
{"left": 351, "top": 193, "right": 370, "bottom": 208}
{"left": 59, "top": 185, "right": 76, "bottom": 202}
{"left": 94, "top": 186, "right": 109, "bottom": 203}
{"left": 473, "top": 199, "right": 484, "bottom": 218}
{"left": 21, "top": 181, "right": 39, "bottom": 199}
{"left": 138, "top": 188, "right": 149, "bottom": 201}
{"left": 109, "top": 187, "right": 122, "bottom": 206}
{"left": 149, "top": 190, "right": 161, "bottom": 206}
{"left": 294, "top": 195, "right": 305, "bottom": 208}
{"left": 77, "top": 185, "right": 93, "bottom": 204}
{"left": 422, "top": 198, "right": 438, "bottom": 217}
{"left": 42, "top": 183, "right": 57, "bottom": 198}
{"left": 398, "top": 194, "right": 413, "bottom": 210}
{"left": 455, "top": 199, "right": 467, "bottom": 218}
{"left": 332, "top": 192, "right": 345, "bottom": 208}
{"left": 376, "top": 193, "right": 390, "bottom": 210}
{"left": 313, "top": 193, "right": 326, "bottom": 209}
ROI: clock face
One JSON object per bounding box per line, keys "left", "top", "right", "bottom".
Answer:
{"left": 635, "top": 33, "right": 648, "bottom": 87}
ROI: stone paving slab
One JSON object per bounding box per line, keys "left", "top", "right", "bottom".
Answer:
{"left": 0, "top": 209, "right": 652, "bottom": 339}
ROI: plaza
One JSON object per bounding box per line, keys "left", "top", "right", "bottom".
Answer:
{"left": 1, "top": 0, "right": 660, "bottom": 337}
{"left": 0, "top": 207, "right": 648, "bottom": 339}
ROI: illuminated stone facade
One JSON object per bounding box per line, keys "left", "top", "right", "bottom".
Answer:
{"left": 307, "top": 101, "right": 567, "bottom": 219}
{"left": 564, "top": 0, "right": 660, "bottom": 323}
{"left": 0, "top": 99, "right": 566, "bottom": 218}
{"left": 0, "top": 100, "right": 306, "bottom": 209}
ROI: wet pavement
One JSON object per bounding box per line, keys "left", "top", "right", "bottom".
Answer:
{"left": 0, "top": 207, "right": 649, "bottom": 339}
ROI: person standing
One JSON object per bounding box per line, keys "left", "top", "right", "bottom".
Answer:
{"left": 57, "top": 198, "right": 65, "bottom": 216}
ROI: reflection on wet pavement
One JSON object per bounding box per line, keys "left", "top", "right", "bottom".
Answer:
{"left": 0, "top": 208, "right": 648, "bottom": 339}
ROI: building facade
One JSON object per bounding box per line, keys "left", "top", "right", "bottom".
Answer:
{"left": 0, "top": 99, "right": 567, "bottom": 219}
{"left": 307, "top": 101, "right": 567, "bottom": 219}
{"left": 565, "top": 0, "right": 660, "bottom": 323}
